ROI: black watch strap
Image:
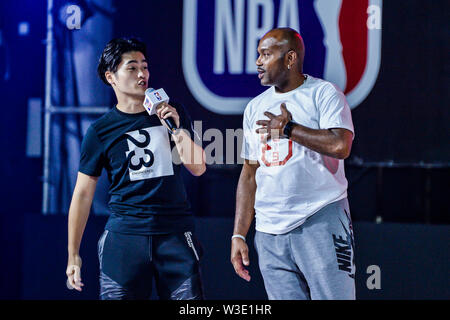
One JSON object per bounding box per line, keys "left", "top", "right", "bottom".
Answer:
{"left": 283, "top": 121, "right": 295, "bottom": 138}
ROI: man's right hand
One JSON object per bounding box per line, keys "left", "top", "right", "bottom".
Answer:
{"left": 66, "top": 255, "right": 84, "bottom": 291}
{"left": 230, "top": 238, "right": 251, "bottom": 282}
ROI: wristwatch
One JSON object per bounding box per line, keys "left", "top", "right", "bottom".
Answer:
{"left": 283, "top": 120, "right": 296, "bottom": 138}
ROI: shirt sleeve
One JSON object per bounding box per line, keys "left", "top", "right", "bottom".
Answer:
{"left": 79, "top": 125, "right": 105, "bottom": 177}
{"left": 240, "top": 104, "right": 259, "bottom": 161}
{"left": 317, "top": 84, "right": 355, "bottom": 138}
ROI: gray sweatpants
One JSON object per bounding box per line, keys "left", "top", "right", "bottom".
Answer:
{"left": 254, "top": 198, "right": 356, "bottom": 300}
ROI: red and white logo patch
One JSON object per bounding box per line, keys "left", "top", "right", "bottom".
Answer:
{"left": 261, "top": 139, "right": 293, "bottom": 167}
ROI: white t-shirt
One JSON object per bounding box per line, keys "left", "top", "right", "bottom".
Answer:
{"left": 241, "top": 75, "right": 354, "bottom": 234}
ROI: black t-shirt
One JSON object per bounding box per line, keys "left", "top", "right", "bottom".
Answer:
{"left": 79, "top": 102, "right": 198, "bottom": 235}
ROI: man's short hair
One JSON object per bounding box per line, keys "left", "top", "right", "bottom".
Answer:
{"left": 97, "top": 38, "right": 147, "bottom": 86}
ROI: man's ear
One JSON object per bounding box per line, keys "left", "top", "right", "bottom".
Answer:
{"left": 105, "top": 71, "right": 115, "bottom": 86}
{"left": 286, "top": 50, "right": 298, "bottom": 67}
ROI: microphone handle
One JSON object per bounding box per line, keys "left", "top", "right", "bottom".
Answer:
{"left": 164, "top": 117, "right": 177, "bottom": 133}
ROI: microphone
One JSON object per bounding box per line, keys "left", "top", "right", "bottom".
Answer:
{"left": 143, "top": 88, "right": 177, "bottom": 133}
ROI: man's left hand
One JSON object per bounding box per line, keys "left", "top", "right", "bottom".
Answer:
{"left": 256, "top": 103, "right": 292, "bottom": 140}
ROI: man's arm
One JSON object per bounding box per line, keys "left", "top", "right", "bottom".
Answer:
{"left": 231, "top": 159, "right": 259, "bottom": 282}
{"left": 288, "top": 125, "right": 353, "bottom": 159}
{"left": 66, "top": 172, "right": 98, "bottom": 291}
{"left": 256, "top": 103, "right": 353, "bottom": 159}
{"left": 171, "top": 130, "right": 206, "bottom": 176}
{"left": 156, "top": 103, "right": 206, "bottom": 176}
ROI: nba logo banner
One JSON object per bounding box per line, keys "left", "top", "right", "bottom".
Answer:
{"left": 183, "top": 0, "right": 382, "bottom": 114}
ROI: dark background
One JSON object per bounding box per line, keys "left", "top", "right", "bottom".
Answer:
{"left": 0, "top": 0, "right": 449, "bottom": 300}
